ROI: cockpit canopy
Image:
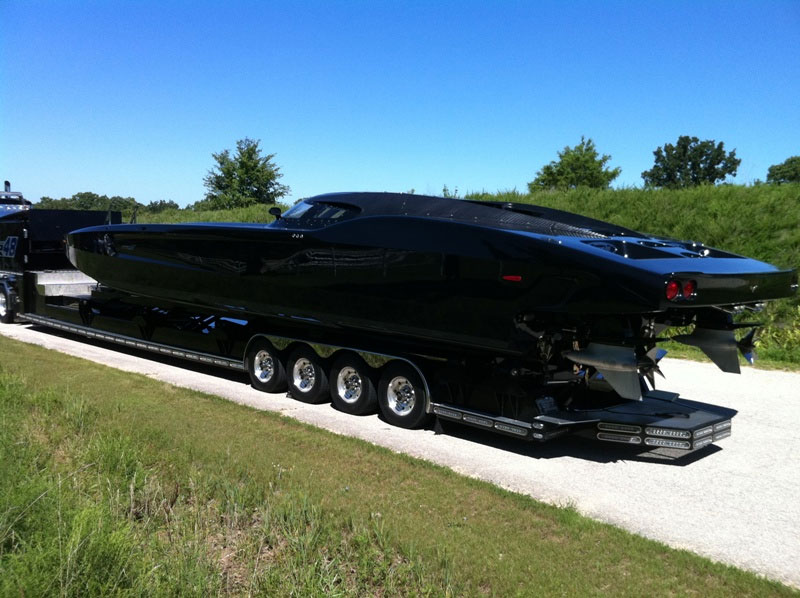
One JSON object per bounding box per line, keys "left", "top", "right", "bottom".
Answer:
{"left": 273, "top": 198, "right": 362, "bottom": 229}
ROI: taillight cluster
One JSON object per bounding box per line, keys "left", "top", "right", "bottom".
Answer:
{"left": 665, "top": 279, "right": 697, "bottom": 301}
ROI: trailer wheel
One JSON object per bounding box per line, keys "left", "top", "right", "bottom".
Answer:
{"left": 246, "top": 340, "right": 287, "bottom": 393}
{"left": 329, "top": 353, "right": 377, "bottom": 415}
{"left": 287, "top": 346, "right": 330, "bottom": 404}
{"left": 378, "top": 362, "right": 430, "bottom": 429}
{"left": 0, "top": 288, "right": 14, "bottom": 324}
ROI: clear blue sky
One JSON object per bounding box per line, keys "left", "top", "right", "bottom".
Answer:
{"left": 2, "top": 1, "right": 798, "bottom": 206}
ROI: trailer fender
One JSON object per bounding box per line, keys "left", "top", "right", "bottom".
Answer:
{"left": 0, "top": 279, "right": 18, "bottom": 323}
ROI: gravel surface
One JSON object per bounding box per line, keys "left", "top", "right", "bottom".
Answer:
{"left": 2, "top": 322, "right": 798, "bottom": 588}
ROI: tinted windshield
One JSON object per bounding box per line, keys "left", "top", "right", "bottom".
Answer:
{"left": 282, "top": 200, "right": 314, "bottom": 219}
{"left": 275, "top": 200, "right": 361, "bottom": 229}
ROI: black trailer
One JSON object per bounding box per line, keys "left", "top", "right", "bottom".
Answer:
{"left": 0, "top": 187, "right": 736, "bottom": 452}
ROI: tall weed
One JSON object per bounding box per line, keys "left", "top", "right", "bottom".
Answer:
{"left": 0, "top": 371, "right": 455, "bottom": 596}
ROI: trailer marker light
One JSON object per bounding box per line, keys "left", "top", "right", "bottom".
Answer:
{"left": 494, "top": 423, "right": 527, "bottom": 436}
{"left": 646, "top": 427, "right": 691, "bottom": 439}
{"left": 462, "top": 414, "right": 492, "bottom": 427}
{"left": 644, "top": 438, "right": 691, "bottom": 449}
{"left": 713, "top": 421, "right": 732, "bottom": 432}
{"left": 598, "top": 422, "right": 642, "bottom": 434}
{"left": 502, "top": 275, "right": 523, "bottom": 282}
{"left": 665, "top": 280, "right": 681, "bottom": 301}
{"left": 597, "top": 432, "right": 642, "bottom": 445}
{"left": 693, "top": 436, "right": 714, "bottom": 449}
{"left": 433, "top": 406, "right": 462, "bottom": 420}
{"left": 694, "top": 426, "right": 713, "bottom": 438}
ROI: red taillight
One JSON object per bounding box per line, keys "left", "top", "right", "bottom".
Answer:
{"left": 502, "top": 275, "right": 523, "bottom": 282}
{"left": 682, "top": 280, "right": 696, "bottom": 298}
{"left": 665, "top": 280, "right": 681, "bottom": 301}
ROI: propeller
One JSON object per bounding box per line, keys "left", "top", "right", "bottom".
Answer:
{"left": 737, "top": 328, "right": 758, "bottom": 365}
{"left": 640, "top": 347, "right": 667, "bottom": 389}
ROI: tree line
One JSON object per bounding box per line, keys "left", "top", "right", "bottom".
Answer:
{"left": 36, "top": 193, "right": 180, "bottom": 214}
{"left": 35, "top": 138, "right": 288, "bottom": 213}
{"left": 528, "top": 135, "right": 799, "bottom": 191}
{"left": 35, "top": 136, "right": 798, "bottom": 212}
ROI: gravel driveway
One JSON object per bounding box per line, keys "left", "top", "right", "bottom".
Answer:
{"left": 2, "top": 322, "right": 798, "bottom": 588}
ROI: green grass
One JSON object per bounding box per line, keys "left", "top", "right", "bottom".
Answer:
{"left": 1, "top": 335, "right": 796, "bottom": 597}
{"left": 136, "top": 203, "right": 284, "bottom": 224}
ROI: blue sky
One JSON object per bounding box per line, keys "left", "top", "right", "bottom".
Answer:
{"left": 2, "top": 1, "right": 798, "bottom": 206}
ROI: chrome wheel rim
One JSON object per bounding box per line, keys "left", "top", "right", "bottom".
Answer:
{"left": 0, "top": 294, "right": 6, "bottom": 318}
{"left": 253, "top": 349, "right": 274, "bottom": 383}
{"left": 292, "top": 358, "right": 316, "bottom": 393}
{"left": 336, "top": 367, "right": 362, "bottom": 404}
{"left": 386, "top": 376, "right": 415, "bottom": 416}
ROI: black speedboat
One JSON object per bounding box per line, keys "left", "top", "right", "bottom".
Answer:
{"left": 66, "top": 192, "right": 797, "bottom": 399}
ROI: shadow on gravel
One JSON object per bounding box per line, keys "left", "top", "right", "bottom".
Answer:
{"left": 25, "top": 324, "right": 723, "bottom": 466}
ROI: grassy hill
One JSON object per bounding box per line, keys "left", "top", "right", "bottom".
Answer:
{"left": 137, "top": 203, "right": 283, "bottom": 224}
{"left": 466, "top": 184, "right": 799, "bottom": 271}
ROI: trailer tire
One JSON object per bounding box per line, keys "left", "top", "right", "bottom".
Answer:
{"left": 287, "top": 346, "right": 330, "bottom": 404}
{"left": 246, "top": 340, "right": 287, "bottom": 393}
{"left": 378, "top": 362, "right": 430, "bottom": 429}
{"left": 329, "top": 353, "right": 378, "bottom": 415}
{"left": 0, "top": 288, "right": 14, "bottom": 324}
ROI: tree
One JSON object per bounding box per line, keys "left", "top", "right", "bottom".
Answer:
{"left": 641, "top": 136, "right": 741, "bottom": 188}
{"left": 142, "top": 199, "right": 180, "bottom": 213}
{"left": 203, "top": 138, "right": 289, "bottom": 209}
{"left": 766, "top": 156, "right": 800, "bottom": 184}
{"left": 528, "top": 136, "right": 621, "bottom": 192}
{"left": 35, "top": 192, "right": 139, "bottom": 213}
